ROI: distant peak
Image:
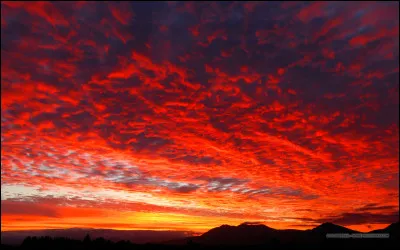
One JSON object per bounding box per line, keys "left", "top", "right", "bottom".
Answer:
{"left": 238, "top": 222, "right": 272, "bottom": 229}
{"left": 385, "top": 221, "right": 400, "bottom": 229}
{"left": 312, "top": 222, "right": 357, "bottom": 233}
{"left": 319, "top": 222, "right": 336, "bottom": 227}
{"left": 239, "top": 222, "right": 264, "bottom": 226}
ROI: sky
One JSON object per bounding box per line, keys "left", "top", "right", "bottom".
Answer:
{"left": 1, "top": 1, "right": 399, "bottom": 234}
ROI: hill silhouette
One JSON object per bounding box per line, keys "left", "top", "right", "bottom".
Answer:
{"left": 310, "top": 222, "right": 359, "bottom": 234}
{"left": 1, "top": 222, "right": 399, "bottom": 249}
{"left": 370, "top": 221, "right": 400, "bottom": 235}
{"left": 163, "top": 221, "right": 399, "bottom": 249}
{"left": 197, "top": 223, "right": 277, "bottom": 245}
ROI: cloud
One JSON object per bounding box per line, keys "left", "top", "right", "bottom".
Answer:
{"left": 1, "top": 1, "right": 398, "bottom": 232}
{"left": 286, "top": 211, "right": 399, "bottom": 227}
{"left": 356, "top": 204, "right": 399, "bottom": 212}
{"left": 1, "top": 200, "right": 59, "bottom": 218}
{"left": 330, "top": 212, "right": 399, "bottom": 226}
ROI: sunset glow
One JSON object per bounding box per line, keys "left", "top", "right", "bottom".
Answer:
{"left": 1, "top": 1, "right": 399, "bottom": 234}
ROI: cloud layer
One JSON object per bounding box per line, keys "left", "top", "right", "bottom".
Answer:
{"left": 1, "top": 1, "right": 399, "bottom": 233}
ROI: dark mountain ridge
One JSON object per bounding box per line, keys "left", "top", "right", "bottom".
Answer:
{"left": 163, "top": 221, "right": 399, "bottom": 247}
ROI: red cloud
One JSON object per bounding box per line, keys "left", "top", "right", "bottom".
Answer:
{"left": 1, "top": 1, "right": 398, "bottom": 233}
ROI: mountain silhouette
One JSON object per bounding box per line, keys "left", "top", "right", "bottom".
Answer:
{"left": 163, "top": 221, "right": 399, "bottom": 249}
{"left": 309, "top": 222, "right": 359, "bottom": 234}
{"left": 198, "top": 222, "right": 277, "bottom": 245}
{"left": 369, "top": 221, "right": 399, "bottom": 236}
{"left": 194, "top": 222, "right": 362, "bottom": 245}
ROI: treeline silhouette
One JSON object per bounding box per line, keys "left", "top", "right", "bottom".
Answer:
{"left": 3, "top": 234, "right": 187, "bottom": 250}
{"left": 1, "top": 233, "right": 398, "bottom": 250}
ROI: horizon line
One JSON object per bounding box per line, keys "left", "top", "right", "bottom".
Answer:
{"left": 2, "top": 221, "right": 398, "bottom": 234}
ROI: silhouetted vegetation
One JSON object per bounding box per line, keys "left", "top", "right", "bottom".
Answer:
{"left": 0, "top": 234, "right": 396, "bottom": 250}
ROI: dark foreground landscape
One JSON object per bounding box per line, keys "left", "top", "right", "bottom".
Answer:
{"left": 2, "top": 222, "right": 399, "bottom": 249}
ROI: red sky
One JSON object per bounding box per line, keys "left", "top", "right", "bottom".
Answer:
{"left": 1, "top": 1, "right": 399, "bottom": 233}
